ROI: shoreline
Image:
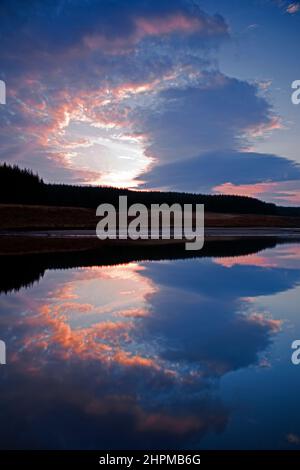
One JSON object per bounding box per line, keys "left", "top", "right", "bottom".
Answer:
{"left": 1, "top": 228, "right": 300, "bottom": 256}
{"left": 2, "top": 227, "right": 300, "bottom": 238}
{"left": 1, "top": 204, "right": 300, "bottom": 256}
{"left": 2, "top": 204, "right": 300, "bottom": 231}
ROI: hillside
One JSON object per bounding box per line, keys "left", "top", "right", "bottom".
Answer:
{"left": 1, "top": 204, "right": 300, "bottom": 231}
{"left": 1, "top": 163, "right": 300, "bottom": 216}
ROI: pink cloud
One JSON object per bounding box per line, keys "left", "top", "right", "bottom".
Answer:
{"left": 213, "top": 181, "right": 279, "bottom": 198}
{"left": 138, "top": 412, "right": 201, "bottom": 434}
{"left": 287, "top": 3, "right": 300, "bottom": 14}
{"left": 247, "top": 313, "right": 282, "bottom": 333}
{"left": 214, "top": 254, "right": 277, "bottom": 269}
{"left": 215, "top": 245, "right": 300, "bottom": 270}
{"left": 135, "top": 13, "right": 207, "bottom": 37}
{"left": 246, "top": 116, "right": 282, "bottom": 138}
{"left": 213, "top": 179, "right": 300, "bottom": 205}
{"left": 84, "top": 11, "right": 227, "bottom": 53}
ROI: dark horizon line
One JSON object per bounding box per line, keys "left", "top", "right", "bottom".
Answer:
{"left": 1, "top": 162, "right": 300, "bottom": 215}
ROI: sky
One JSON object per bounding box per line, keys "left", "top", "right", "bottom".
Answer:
{"left": 0, "top": 0, "right": 300, "bottom": 204}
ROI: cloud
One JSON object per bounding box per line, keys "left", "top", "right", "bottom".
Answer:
{"left": 214, "top": 244, "right": 300, "bottom": 269}
{"left": 139, "top": 149, "right": 300, "bottom": 193}
{"left": 133, "top": 258, "right": 292, "bottom": 376}
{"left": 286, "top": 3, "right": 300, "bottom": 14}
{"left": 131, "top": 74, "right": 300, "bottom": 199}
{"left": 214, "top": 179, "right": 300, "bottom": 204}
{"left": 287, "top": 433, "right": 300, "bottom": 444}
{"left": 0, "top": 0, "right": 229, "bottom": 184}
{"left": 0, "top": 0, "right": 228, "bottom": 61}
{"left": 132, "top": 74, "right": 277, "bottom": 163}
{"left": 0, "top": 0, "right": 298, "bottom": 201}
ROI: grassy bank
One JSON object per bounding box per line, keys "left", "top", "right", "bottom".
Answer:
{"left": 1, "top": 204, "right": 300, "bottom": 231}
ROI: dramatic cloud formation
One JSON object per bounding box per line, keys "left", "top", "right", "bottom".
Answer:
{"left": 0, "top": 0, "right": 228, "bottom": 185}
{"left": 0, "top": 0, "right": 299, "bottom": 201}
{"left": 139, "top": 150, "right": 300, "bottom": 199}
{"left": 132, "top": 75, "right": 278, "bottom": 162}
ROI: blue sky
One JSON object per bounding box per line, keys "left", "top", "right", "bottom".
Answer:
{"left": 0, "top": 0, "right": 300, "bottom": 204}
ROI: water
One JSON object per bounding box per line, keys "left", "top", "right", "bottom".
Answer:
{"left": 1, "top": 239, "right": 300, "bottom": 449}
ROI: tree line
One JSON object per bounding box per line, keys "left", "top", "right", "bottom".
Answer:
{"left": 1, "top": 163, "right": 299, "bottom": 216}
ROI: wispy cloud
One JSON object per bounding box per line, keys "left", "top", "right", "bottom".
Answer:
{"left": 286, "top": 2, "right": 300, "bottom": 14}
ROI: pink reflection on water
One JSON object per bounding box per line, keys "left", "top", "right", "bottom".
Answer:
{"left": 214, "top": 244, "right": 300, "bottom": 269}
{"left": 10, "top": 263, "right": 160, "bottom": 371}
